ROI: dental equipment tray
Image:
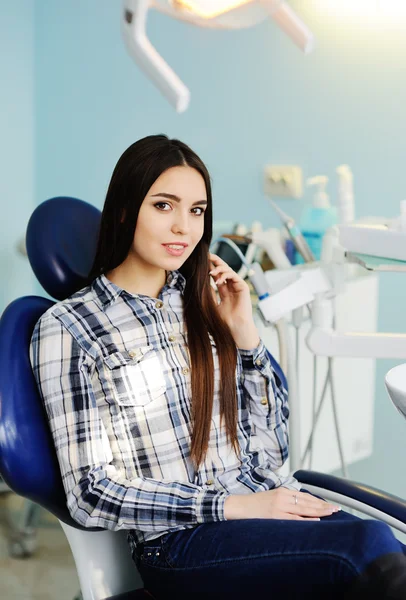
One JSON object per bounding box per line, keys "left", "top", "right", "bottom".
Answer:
{"left": 346, "top": 252, "right": 406, "bottom": 272}
{"left": 339, "top": 223, "right": 406, "bottom": 264}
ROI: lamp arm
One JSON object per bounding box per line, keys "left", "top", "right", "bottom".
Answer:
{"left": 306, "top": 328, "right": 406, "bottom": 360}
{"left": 259, "top": 0, "right": 315, "bottom": 53}
{"left": 121, "top": 0, "right": 190, "bottom": 112}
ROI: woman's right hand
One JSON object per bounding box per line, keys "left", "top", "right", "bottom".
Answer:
{"left": 224, "top": 487, "right": 340, "bottom": 521}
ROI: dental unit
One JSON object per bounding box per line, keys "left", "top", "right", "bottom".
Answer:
{"left": 212, "top": 194, "right": 406, "bottom": 474}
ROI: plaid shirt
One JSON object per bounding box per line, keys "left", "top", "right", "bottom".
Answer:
{"left": 30, "top": 271, "right": 299, "bottom": 545}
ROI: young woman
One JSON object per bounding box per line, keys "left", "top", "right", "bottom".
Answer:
{"left": 30, "top": 134, "right": 406, "bottom": 599}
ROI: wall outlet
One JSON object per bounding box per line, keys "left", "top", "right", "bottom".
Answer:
{"left": 264, "top": 165, "right": 303, "bottom": 199}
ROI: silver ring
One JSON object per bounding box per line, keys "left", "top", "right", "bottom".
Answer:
{"left": 293, "top": 494, "right": 298, "bottom": 505}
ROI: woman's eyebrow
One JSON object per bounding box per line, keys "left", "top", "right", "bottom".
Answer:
{"left": 151, "top": 192, "right": 207, "bottom": 206}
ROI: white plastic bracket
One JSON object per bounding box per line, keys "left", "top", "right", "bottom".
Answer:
{"left": 121, "top": 0, "right": 190, "bottom": 112}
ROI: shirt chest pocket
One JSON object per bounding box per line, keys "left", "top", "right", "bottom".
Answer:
{"left": 103, "top": 346, "right": 166, "bottom": 407}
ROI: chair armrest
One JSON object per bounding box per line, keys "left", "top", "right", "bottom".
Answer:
{"left": 294, "top": 469, "right": 406, "bottom": 525}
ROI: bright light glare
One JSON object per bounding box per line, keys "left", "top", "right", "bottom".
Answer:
{"left": 317, "top": 0, "right": 406, "bottom": 19}
{"left": 379, "top": 0, "right": 406, "bottom": 17}
{"left": 173, "top": 0, "right": 252, "bottom": 18}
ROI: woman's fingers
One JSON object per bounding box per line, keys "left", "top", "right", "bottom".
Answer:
{"left": 283, "top": 489, "right": 339, "bottom": 511}
{"left": 209, "top": 252, "right": 228, "bottom": 265}
{"left": 297, "top": 493, "right": 340, "bottom": 513}
{"left": 210, "top": 267, "right": 243, "bottom": 288}
{"left": 209, "top": 265, "right": 235, "bottom": 279}
{"left": 215, "top": 273, "right": 235, "bottom": 286}
{"left": 294, "top": 505, "right": 339, "bottom": 517}
{"left": 273, "top": 512, "right": 321, "bottom": 521}
{"left": 208, "top": 254, "right": 249, "bottom": 291}
{"left": 209, "top": 254, "right": 237, "bottom": 278}
{"left": 277, "top": 489, "right": 340, "bottom": 518}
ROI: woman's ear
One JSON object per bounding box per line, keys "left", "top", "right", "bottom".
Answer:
{"left": 120, "top": 209, "right": 126, "bottom": 224}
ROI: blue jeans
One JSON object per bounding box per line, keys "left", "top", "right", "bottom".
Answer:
{"left": 132, "top": 498, "right": 406, "bottom": 599}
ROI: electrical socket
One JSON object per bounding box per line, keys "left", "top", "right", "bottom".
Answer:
{"left": 264, "top": 165, "right": 303, "bottom": 199}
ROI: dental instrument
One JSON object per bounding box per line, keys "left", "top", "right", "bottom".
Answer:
{"left": 211, "top": 236, "right": 253, "bottom": 272}
{"left": 267, "top": 198, "right": 316, "bottom": 263}
{"left": 121, "top": 0, "right": 315, "bottom": 111}
{"left": 211, "top": 234, "right": 258, "bottom": 281}
{"left": 246, "top": 228, "right": 292, "bottom": 269}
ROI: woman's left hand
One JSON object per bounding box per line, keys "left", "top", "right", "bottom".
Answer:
{"left": 209, "top": 253, "right": 260, "bottom": 348}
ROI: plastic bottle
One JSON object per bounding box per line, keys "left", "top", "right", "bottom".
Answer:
{"left": 295, "top": 175, "right": 337, "bottom": 263}
{"left": 336, "top": 164, "right": 355, "bottom": 225}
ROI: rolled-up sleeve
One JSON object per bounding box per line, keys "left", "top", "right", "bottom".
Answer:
{"left": 238, "top": 340, "right": 289, "bottom": 468}
{"left": 30, "top": 312, "right": 228, "bottom": 535}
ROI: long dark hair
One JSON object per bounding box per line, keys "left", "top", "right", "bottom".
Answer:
{"left": 89, "top": 134, "right": 238, "bottom": 468}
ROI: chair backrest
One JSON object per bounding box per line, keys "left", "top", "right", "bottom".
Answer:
{"left": 0, "top": 197, "right": 143, "bottom": 599}
{"left": 0, "top": 295, "right": 72, "bottom": 523}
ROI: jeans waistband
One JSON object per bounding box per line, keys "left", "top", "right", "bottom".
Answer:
{"left": 134, "top": 532, "right": 167, "bottom": 559}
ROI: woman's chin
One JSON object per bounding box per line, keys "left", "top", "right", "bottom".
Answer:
{"left": 162, "top": 254, "right": 189, "bottom": 268}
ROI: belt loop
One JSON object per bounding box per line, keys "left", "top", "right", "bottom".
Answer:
{"left": 135, "top": 542, "right": 145, "bottom": 560}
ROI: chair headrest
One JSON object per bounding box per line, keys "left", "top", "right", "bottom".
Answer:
{"left": 26, "top": 197, "right": 101, "bottom": 300}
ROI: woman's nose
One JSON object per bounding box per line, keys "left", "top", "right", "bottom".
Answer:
{"left": 171, "top": 212, "right": 190, "bottom": 234}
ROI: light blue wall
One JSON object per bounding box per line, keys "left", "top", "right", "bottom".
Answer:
{"left": 0, "top": 1, "right": 35, "bottom": 312}
{"left": 33, "top": 2, "right": 406, "bottom": 497}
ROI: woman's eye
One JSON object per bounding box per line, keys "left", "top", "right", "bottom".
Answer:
{"left": 192, "top": 207, "right": 205, "bottom": 216}
{"left": 154, "top": 202, "right": 171, "bottom": 211}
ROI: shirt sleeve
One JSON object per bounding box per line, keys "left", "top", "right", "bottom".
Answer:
{"left": 30, "top": 312, "right": 228, "bottom": 535}
{"left": 238, "top": 339, "right": 289, "bottom": 468}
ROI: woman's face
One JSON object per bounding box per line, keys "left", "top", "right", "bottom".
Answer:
{"left": 130, "top": 165, "right": 208, "bottom": 272}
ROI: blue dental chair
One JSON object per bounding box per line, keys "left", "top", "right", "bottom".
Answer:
{"left": 0, "top": 197, "right": 406, "bottom": 600}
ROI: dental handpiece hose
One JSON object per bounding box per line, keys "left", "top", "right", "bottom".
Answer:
{"left": 268, "top": 198, "right": 315, "bottom": 263}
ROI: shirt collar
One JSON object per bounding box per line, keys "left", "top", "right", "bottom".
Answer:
{"left": 92, "top": 270, "right": 186, "bottom": 310}
{"left": 166, "top": 270, "right": 186, "bottom": 294}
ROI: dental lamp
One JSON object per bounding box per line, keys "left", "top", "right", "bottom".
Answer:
{"left": 121, "top": 0, "right": 315, "bottom": 112}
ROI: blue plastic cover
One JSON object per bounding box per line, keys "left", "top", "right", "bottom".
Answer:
{"left": 26, "top": 196, "right": 101, "bottom": 300}
{"left": 294, "top": 469, "right": 406, "bottom": 524}
{"left": 0, "top": 297, "right": 81, "bottom": 525}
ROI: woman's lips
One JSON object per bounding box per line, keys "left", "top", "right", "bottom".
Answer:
{"left": 162, "top": 244, "right": 187, "bottom": 257}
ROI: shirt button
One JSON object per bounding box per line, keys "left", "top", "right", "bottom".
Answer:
{"left": 260, "top": 397, "right": 268, "bottom": 405}
{"left": 168, "top": 335, "right": 176, "bottom": 342}
{"left": 128, "top": 350, "right": 138, "bottom": 359}
{"left": 255, "top": 359, "right": 262, "bottom": 366}
{"left": 206, "top": 480, "right": 213, "bottom": 486}
{"left": 155, "top": 301, "right": 163, "bottom": 309}
{"left": 182, "top": 367, "right": 189, "bottom": 375}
